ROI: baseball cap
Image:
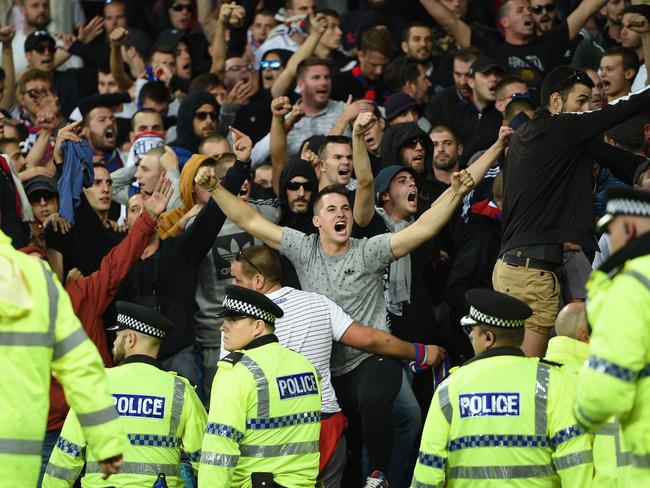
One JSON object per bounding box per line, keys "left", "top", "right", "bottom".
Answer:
{"left": 384, "top": 92, "right": 419, "bottom": 121}
{"left": 374, "top": 165, "right": 418, "bottom": 203}
{"left": 469, "top": 57, "right": 505, "bottom": 76}
{"left": 24, "top": 31, "right": 55, "bottom": 53}
{"left": 23, "top": 176, "right": 58, "bottom": 198}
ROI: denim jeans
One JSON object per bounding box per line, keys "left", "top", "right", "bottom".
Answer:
{"left": 387, "top": 365, "right": 421, "bottom": 488}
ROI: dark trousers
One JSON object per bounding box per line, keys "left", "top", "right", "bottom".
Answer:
{"left": 332, "top": 355, "right": 402, "bottom": 484}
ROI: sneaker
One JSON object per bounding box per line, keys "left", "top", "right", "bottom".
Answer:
{"left": 364, "top": 470, "right": 389, "bottom": 488}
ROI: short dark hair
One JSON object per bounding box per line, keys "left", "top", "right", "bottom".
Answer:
{"left": 601, "top": 46, "right": 640, "bottom": 76}
{"left": 189, "top": 72, "right": 222, "bottom": 93}
{"left": 138, "top": 80, "right": 171, "bottom": 105}
{"left": 313, "top": 184, "right": 350, "bottom": 214}
{"left": 318, "top": 135, "right": 352, "bottom": 160}
{"left": 402, "top": 21, "right": 432, "bottom": 42}
{"left": 384, "top": 58, "right": 421, "bottom": 93}
{"left": 454, "top": 46, "right": 482, "bottom": 64}
{"left": 540, "top": 65, "right": 594, "bottom": 108}
{"left": 360, "top": 26, "right": 397, "bottom": 57}
{"left": 17, "top": 69, "right": 52, "bottom": 95}
{"left": 477, "top": 324, "right": 525, "bottom": 347}
{"left": 314, "top": 7, "right": 339, "bottom": 19}
{"left": 130, "top": 107, "right": 161, "bottom": 131}
{"left": 297, "top": 56, "right": 331, "bottom": 79}
{"left": 494, "top": 75, "right": 528, "bottom": 100}
{"left": 504, "top": 97, "right": 537, "bottom": 123}
{"left": 233, "top": 245, "right": 282, "bottom": 285}
{"left": 0, "top": 137, "right": 18, "bottom": 151}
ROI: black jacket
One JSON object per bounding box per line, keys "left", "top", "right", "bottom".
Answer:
{"left": 169, "top": 91, "right": 219, "bottom": 154}
{"left": 449, "top": 101, "right": 502, "bottom": 164}
{"left": 501, "top": 87, "right": 650, "bottom": 253}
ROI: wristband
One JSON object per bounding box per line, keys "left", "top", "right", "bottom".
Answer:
{"left": 412, "top": 342, "right": 425, "bottom": 365}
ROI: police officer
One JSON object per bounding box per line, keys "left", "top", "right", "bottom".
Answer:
{"left": 0, "top": 230, "right": 124, "bottom": 486}
{"left": 198, "top": 285, "right": 322, "bottom": 488}
{"left": 44, "top": 301, "right": 207, "bottom": 487}
{"left": 411, "top": 289, "right": 594, "bottom": 487}
{"left": 575, "top": 187, "right": 650, "bottom": 486}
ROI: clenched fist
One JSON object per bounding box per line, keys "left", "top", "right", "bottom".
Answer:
{"left": 450, "top": 169, "right": 474, "bottom": 197}
{"left": 195, "top": 166, "right": 220, "bottom": 193}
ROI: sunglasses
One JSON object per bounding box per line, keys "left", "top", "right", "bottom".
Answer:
{"left": 260, "top": 60, "right": 282, "bottom": 70}
{"left": 170, "top": 3, "right": 193, "bottom": 12}
{"left": 28, "top": 191, "right": 56, "bottom": 204}
{"left": 531, "top": 3, "right": 556, "bottom": 14}
{"left": 194, "top": 110, "right": 218, "bottom": 121}
{"left": 285, "top": 181, "right": 313, "bottom": 192}
{"left": 235, "top": 250, "right": 263, "bottom": 275}
{"left": 402, "top": 137, "right": 426, "bottom": 150}
{"left": 33, "top": 44, "right": 54, "bottom": 55}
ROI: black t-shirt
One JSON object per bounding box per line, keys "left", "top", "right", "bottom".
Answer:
{"left": 471, "top": 21, "right": 570, "bottom": 102}
{"left": 330, "top": 67, "right": 389, "bottom": 104}
{"left": 234, "top": 89, "right": 274, "bottom": 144}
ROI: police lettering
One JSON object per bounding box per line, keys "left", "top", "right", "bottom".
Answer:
{"left": 276, "top": 373, "right": 318, "bottom": 400}
{"left": 113, "top": 394, "right": 166, "bottom": 419}
{"left": 459, "top": 393, "right": 520, "bottom": 418}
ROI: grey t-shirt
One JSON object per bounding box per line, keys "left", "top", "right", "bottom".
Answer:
{"left": 280, "top": 227, "right": 395, "bottom": 376}
{"left": 192, "top": 199, "right": 282, "bottom": 348}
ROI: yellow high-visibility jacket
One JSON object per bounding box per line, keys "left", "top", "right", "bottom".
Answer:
{"left": 576, "top": 246, "right": 650, "bottom": 487}
{"left": 199, "top": 336, "right": 321, "bottom": 488}
{"left": 412, "top": 348, "right": 594, "bottom": 487}
{"left": 0, "top": 230, "right": 124, "bottom": 487}
{"left": 43, "top": 355, "right": 207, "bottom": 487}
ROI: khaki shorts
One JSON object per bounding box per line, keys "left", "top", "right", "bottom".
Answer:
{"left": 492, "top": 258, "right": 561, "bottom": 333}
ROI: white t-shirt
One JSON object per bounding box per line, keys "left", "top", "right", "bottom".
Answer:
{"left": 220, "top": 286, "right": 353, "bottom": 414}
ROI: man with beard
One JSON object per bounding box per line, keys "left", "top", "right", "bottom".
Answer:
{"left": 169, "top": 90, "right": 219, "bottom": 167}
{"left": 572, "top": 0, "right": 630, "bottom": 70}
{"left": 400, "top": 21, "right": 452, "bottom": 93}
{"left": 530, "top": 0, "right": 559, "bottom": 36}
{"left": 493, "top": 65, "right": 650, "bottom": 358}
{"left": 420, "top": 0, "right": 610, "bottom": 101}
{"left": 80, "top": 95, "right": 126, "bottom": 171}
{"left": 424, "top": 46, "right": 481, "bottom": 128}
{"left": 11, "top": 0, "right": 51, "bottom": 75}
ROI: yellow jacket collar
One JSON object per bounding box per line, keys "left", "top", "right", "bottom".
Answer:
{"left": 544, "top": 336, "right": 589, "bottom": 366}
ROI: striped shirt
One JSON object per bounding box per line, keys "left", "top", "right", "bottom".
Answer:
{"left": 220, "top": 286, "right": 353, "bottom": 413}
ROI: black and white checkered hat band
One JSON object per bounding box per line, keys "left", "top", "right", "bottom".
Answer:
{"left": 117, "top": 313, "right": 166, "bottom": 338}
{"left": 223, "top": 297, "right": 277, "bottom": 324}
{"left": 606, "top": 198, "right": 650, "bottom": 218}
{"left": 469, "top": 306, "right": 525, "bottom": 328}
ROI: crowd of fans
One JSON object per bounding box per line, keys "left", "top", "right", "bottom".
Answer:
{"left": 2, "top": 0, "right": 650, "bottom": 486}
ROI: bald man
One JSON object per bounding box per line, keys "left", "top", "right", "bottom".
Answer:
{"left": 544, "top": 303, "right": 630, "bottom": 487}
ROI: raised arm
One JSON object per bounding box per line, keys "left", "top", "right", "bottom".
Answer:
{"left": 464, "top": 126, "right": 511, "bottom": 184}
{"left": 197, "top": 0, "right": 218, "bottom": 42}
{"left": 567, "top": 0, "right": 608, "bottom": 41}
{"left": 109, "top": 27, "right": 133, "bottom": 91}
{"left": 211, "top": 2, "right": 245, "bottom": 76}
{"left": 196, "top": 127, "right": 284, "bottom": 250}
{"left": 627, "top": 11, "right": 650, "bottom": 87}
{"left": 270, "top": 96, "right": 292, "bottom": 196}
{"left": 271, "top": 13, "right": 328, "bottom": 98}
{"left": 419, "top": 0, "right": 471, "bottom": 48}
{"left": 330, "top": 96, "right": 375, "bottom": 135}
{"left": 351, "top": 112, "right": 377, "bottom": 227}
{"left": 0, "top": 26, "right": 16, "bottom": 111}
{"left": 390, "top": 170, "right": 474, "bottom": 259}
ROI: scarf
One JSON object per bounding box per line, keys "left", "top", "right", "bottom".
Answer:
{"left": 0, "top": 155, "right": 33, "bottom": 222}
{"left": 376, "top": 207, "right": 412, "bottom": 315}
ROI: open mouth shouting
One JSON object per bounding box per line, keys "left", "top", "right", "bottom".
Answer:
{"left": 104, "top": 127, "right": 116, "bottom": 145}
{"left": 407, "top": 190, "right": 417, "bottom": 205}
{"left": 333, "top": 220, "right": 347, "bottom": 234}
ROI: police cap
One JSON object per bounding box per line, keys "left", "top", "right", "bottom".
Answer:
{"left": 461, "top": 289, "right": 532, "bottom": 329}
{"left": 218, "top": 285, "right": 284, "bottom": 326}
{"left": 597, "top": 187, "right": 650, "bottom": 232}
{"left": 108, "top": 301, "right": 173, "bottom": 339}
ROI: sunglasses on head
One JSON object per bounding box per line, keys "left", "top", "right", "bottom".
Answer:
{"left": 260, "top": 60, "right": 282, "bottom": 70}
{"left": 531, "top": 3, "right": 556, "bottom": 15}
{"left": 171, "top": 3, "right": 193, "bottom": 12}
{"left": 33, "top": 43, "right": 54, "bottom": 55}
{"left": 554, "top": 69, "right": 593, "bottom": 93}
{"left": 285, "top": 181, "right": 313, "bottom": 192}
{"left": 194, "top": 110, "right": 218, "bottom": 121}
{"left": 235, "top": 250, "right": 263, "bottom": 275}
